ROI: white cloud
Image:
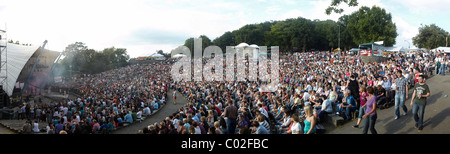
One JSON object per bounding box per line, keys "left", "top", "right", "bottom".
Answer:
{"left": 0, "top": 0, "right": 249, "bottom": 57}
{"left": 392, "top": 16, "right": 419, "bottom": 48}
{"left": 394, "top": 0, "right": 450, "bottom": 15}
{"left": 305, "top": 0, "right": 384, "bottom": 21}
{"left": 277, "top": 9, "right": 305, "bottom": 20}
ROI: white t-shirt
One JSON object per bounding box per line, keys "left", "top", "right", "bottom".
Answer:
{"left": 33, "top": 122, "right": 40, "bottom": 132}
{"left": 290, "top": 122, "right": 302, "bottom": 134}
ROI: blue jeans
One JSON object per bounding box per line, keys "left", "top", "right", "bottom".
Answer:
{"left": 395, "top": 93, "right": 407, "bottom": 117}
{"left": 412, "top": 102, "right": 426, "bottom": 128}
{"left": 226, "top": 118, "right": 237, "bottom": 134}
{"left": 362, "top": 114, "right": 377, "bottom": 134}
{"left": 440, "top": 64, "right": 446, "bottom": 75}
{"left": 337, "top": 104, "right": 356, "bottom": 120}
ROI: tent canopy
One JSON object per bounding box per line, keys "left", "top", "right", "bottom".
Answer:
{"left": 249, "top": 44, "right": 259, "bottom": 49}
{"left": 172, "top": 54, "right": 186, "bottom": 58}
{"left": 150, "top": 53, "right": 164, "bottom": 57}
{"left": 432, "top": 47, "right": 450, "bottom": 53}
{"left": 236, "top": 43, "right": 249, "bottom": 48}
{"left": 385, "top": 46, "right": 405, "bottom": 52}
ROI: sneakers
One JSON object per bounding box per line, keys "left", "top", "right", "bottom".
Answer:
{"left": 352, "top": 125, "right": 359, "bottom": 128}
{"left": 395, "top": 116, "right": 399, "bottom": 120}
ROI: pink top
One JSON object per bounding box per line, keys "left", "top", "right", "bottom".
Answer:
{"left": 360, "top": 92, "right": 368, "bottom": 106}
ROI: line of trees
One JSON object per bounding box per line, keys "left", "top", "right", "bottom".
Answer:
{"left": 180, "top": 6, "right": 397, "bottom": 55}
{"left": 54, "top": 42, "right": 130, "bottom": 76}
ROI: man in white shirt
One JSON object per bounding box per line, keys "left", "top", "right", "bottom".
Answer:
{"left": 303, "top": 90, "right": 312, "bottom": 104}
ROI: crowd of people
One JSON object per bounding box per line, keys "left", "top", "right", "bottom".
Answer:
{"left": 19, "top": 49, "right": 448, "bottom": 134}
{"left": 19, "top": 60, "right": 176, "bottom": 134}
{"left": 136, "top": 49, "right": 445, "bottom": 134}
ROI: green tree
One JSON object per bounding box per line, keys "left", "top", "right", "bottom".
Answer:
{"left": 61, "top": 42, "right": 88, "bottom": 74}
{"left": 267, "top": 17, "right": 314, "bottom": 52}
{"left": 312, "top": 19, "right": 339, "bottom": 51}
{"left": 326, "top": 0, "right": 359, "bottom": 15}
{"left": 338, "top": 15, "right": 357, "bottom": 50}
{"left": 183, "top": 35, "right": 213, "bottom": 57}
{"left": 59, "top": 42, "right": 129, "bottom": 75}
{"left": 412, "top": 24, "right": 450, "bottom": 49}
{"left": 346, "top": 6, "right": 398, "bottom": 46}
{"left": 157, "top": 49, "right": 171, "bottom": 58}
{"left": 183, "top": 37, "right": 195, "bottom": 54}
{"left": 213, "top": 31, "right": 235, "bottom": 52}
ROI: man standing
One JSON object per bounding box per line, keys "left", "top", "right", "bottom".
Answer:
{"left": 394, "top": 70, "right": 408, "bottom": 120}
{"left": 223, "top": 100, "right": 238, "bottom": 134}
{"left": 440, "top": 54, "right": 446, "bottom": 76}
{"left": 173, "top": 90, "right": 177, "bottom": 105}
{"left": 410, "top": 75, "right": 430, "bottom": 131}
{"left": 347, "top": 75, "right": 360, "bottom": 104}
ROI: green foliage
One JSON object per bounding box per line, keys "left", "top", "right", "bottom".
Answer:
{"left": 325, "top": 0, "right": 359, "bottom": 15}
{"left": 412, "top": 24, "right": 450, "bottom": 49}
{"left": 183, "top": 35, "right": 213, "bottom": 57}
{"left": 157, "top": 50, "right": 171, "bottom": 58}
{"left": 346, "top": 6, "right": 397, "bottom": 46}
{"left": 59, "top": 42, "right": 130, "bottom": 75}
{"left": 179, "top": 6, "right": 397, "bottom": 53}
{"left": 213, "top": 31, "right": 235, "bottom": 51}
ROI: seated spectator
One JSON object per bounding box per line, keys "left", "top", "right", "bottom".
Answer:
{"left": 22, "top": 120, "right": 32, "bottom": 134}
{"left": 286, "top": 114, "right": 301, "bottom": 134}
{"left": 143, "top": 106, "right": 151, "bottom": 116}
{"left": 252, "top": 121, "right": 270, "bottom": 134}
{"left": 124, "top": 111, "right": 133, "bottom": 124}
{"left": 303, "top": 105, "right": 317, "bottom": 134}
{"left": 256, "top": 114, "right": 270, "bottom": 132}
{"left": 337, "top": 90, "right": 357, "bottom": 120}
{"left": 32, "top": 120, "right": 40, "bottom": 133}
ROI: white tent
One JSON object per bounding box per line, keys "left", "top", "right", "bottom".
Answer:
{"left": 150, "top": 53, "right": 165, "bottom": 60}
{"left": 150, "top": 53, "right": 164, "bottom": 57}
{"left": 432, "top": 47, "right": 450, "bottom": 53}
{"left": 385, "top": 46, "right": 406, "bottom": 53}
{"left": 236, "top": 43, "right": 249, "bottom": 48}
{"left": 172, "top": 54, "right": 187, "bottom": 58}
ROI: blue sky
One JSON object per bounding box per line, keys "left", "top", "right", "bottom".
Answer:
{"left": 0, "top": 0, "right": 449, "bottom": 58}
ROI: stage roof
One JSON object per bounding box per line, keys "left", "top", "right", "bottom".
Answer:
{"left": 1, "top": 43, "right": 60, "bottom": 96}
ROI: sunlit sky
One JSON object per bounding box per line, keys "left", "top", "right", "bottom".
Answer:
{"left": 1, "top": 0, "right": 449, "bottom": 58}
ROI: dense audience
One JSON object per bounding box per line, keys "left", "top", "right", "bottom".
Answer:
{"left": 17, "top": 49, "right": 449, "bottom": 134}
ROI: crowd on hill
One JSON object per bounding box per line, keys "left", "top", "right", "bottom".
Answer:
{"left": 17, "top": 49, "right": 449, "bottom": 134}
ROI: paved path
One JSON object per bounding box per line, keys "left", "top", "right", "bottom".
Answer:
{"left": 329, "top": 74, "right": 450, "bottom": 134}
{"left": 0, "top": 124, "right": 15, "bottom": 134}
{"left": 112, "top": 89, "right": 188, "bottom": 134}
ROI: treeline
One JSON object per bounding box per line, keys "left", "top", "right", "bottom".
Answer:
{"left": 54, "top": 42, "right": 130, "bottom": 76}
{"left": 181, "top": 6, "right": 397, "bottom": 54}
